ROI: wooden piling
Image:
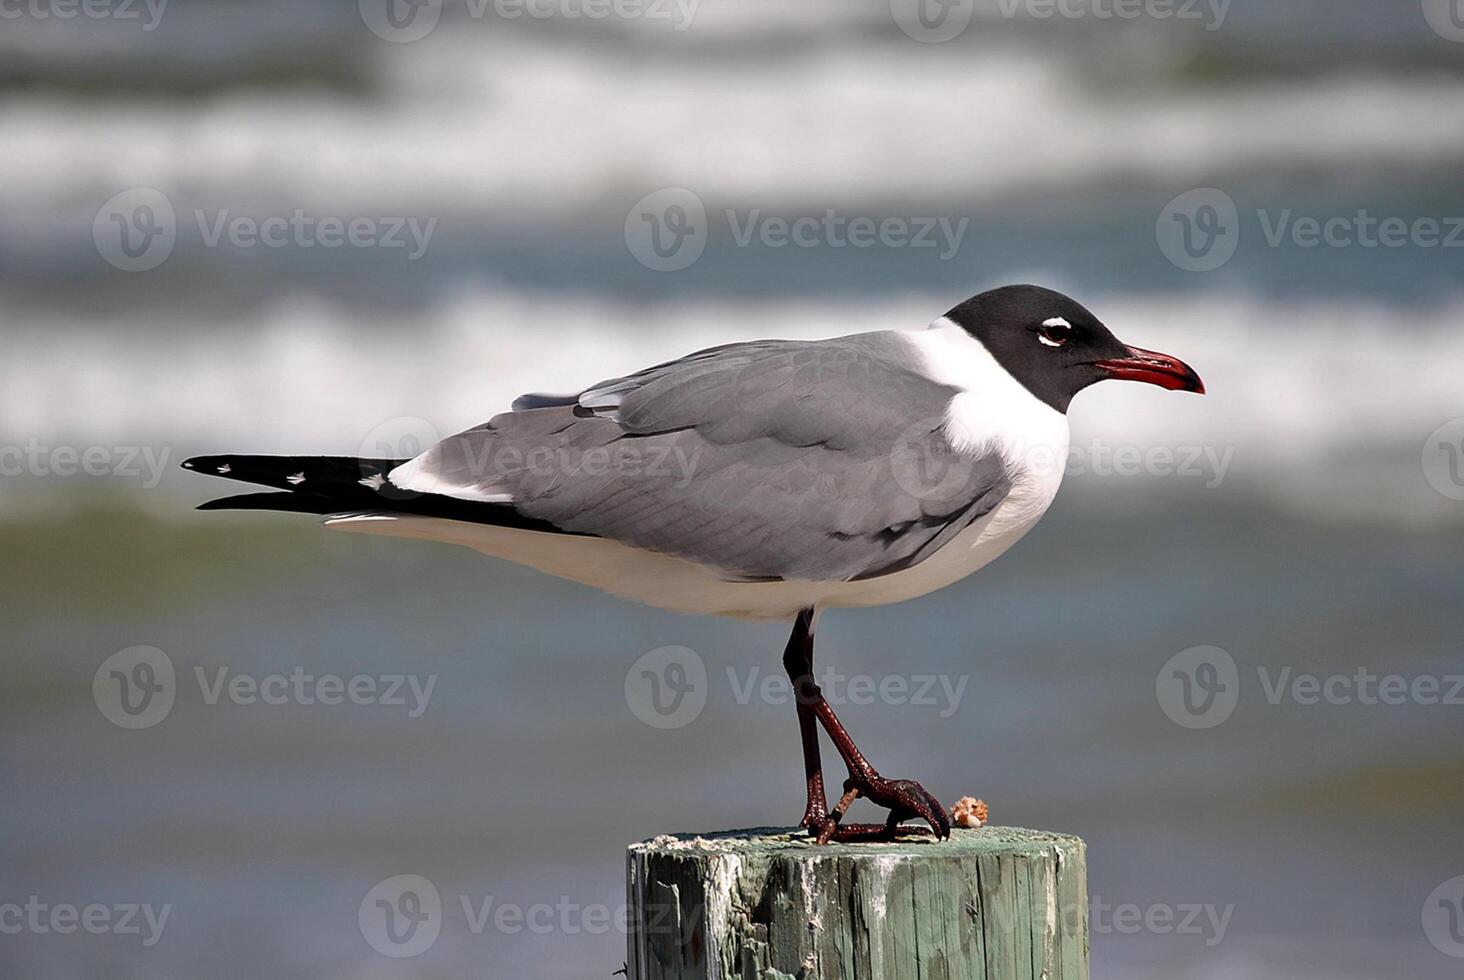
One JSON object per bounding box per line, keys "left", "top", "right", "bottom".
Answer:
{"left": 626, "top": 826, "right": 1087, "bottom": 980}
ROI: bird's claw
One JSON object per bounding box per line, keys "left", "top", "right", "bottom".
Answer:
{"left": 814, "top": 774, "right": 950, "bottom": 844}
{"left": 799, "top": 803, "right": 828, "bottom": 832}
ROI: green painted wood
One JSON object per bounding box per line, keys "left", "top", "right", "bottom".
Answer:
{"left": 626, "top": 826, "right": 1088, "bottom": 980}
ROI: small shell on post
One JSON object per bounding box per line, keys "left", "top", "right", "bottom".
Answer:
{"left": 951, "top": 796, "right": 989, "bottom": 828}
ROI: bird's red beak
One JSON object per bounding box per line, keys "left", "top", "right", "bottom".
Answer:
{"left": 1095, "top": 345, "right": 1206, "bottom": 394}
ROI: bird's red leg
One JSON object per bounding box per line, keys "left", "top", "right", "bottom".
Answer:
{"left": 783, "top": 608, "right": 828, "bottom": 830}
{"left": 783, "top": 608, "right": 951, "bottom": 844}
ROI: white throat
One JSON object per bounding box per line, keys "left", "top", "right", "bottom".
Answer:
{"left": 899, "top": 317, "right": 1070, "bottom": 494}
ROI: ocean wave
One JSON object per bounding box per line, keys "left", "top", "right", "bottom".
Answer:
{"left": 5, "top": 36, "right": 1464, "bottom": 216}
{"left": 6, "top": 288, "right": 1462, "bottom": 523}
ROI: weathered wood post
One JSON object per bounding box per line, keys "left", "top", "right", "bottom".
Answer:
{"left": 627, "top": 826, "right": 1087, "bottom": 980}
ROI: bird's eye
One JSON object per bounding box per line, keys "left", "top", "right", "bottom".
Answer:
{"left": 1038, "top": 317, "right": 1073, "bottom": 348}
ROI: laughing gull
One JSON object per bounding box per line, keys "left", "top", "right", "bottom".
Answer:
{"left": 184, "top": 284, "right": 1203, "bottom": 841}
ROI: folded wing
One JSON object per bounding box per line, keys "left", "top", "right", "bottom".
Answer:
{"left": 390, "top": 334, "right": 1011, "bottom": 584}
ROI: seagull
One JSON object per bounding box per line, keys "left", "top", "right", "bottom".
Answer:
{"left": 184, "top": 284, "right": 1203, "bottom": 842}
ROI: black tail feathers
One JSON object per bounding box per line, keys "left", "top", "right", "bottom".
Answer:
{"left": 182, "top": 453, "right": 569, "bottom": 533}
{"left": 182, "top": 454, "right": 404, "bottom": 493}
{"left": 182, "top": 454, "right": 411, "bottom": 515}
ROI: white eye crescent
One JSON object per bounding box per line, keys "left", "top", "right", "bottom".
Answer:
{"left": 1039, "top": 316, "right": 1073, "bottom": 347}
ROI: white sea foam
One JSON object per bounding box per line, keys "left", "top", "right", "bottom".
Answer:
{"left": 6, "top": 288, "right": 1462, "bottom": 522}
{"left": 4, "top": 37, "right": 1463, "bottom": 215}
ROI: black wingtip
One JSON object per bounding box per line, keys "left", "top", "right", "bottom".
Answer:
{"left": 182, "top": 454, "right": 231, "bottom": 475}
{"left": 195, "top": 491, "right": 338, "bottom": 515}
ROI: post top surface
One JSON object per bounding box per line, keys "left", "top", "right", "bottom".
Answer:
{"left": 628, "top": 825, "right": 1084, "bottom": 860}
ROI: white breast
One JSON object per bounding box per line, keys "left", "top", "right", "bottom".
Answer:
{"left": 811, "top": 320, "right": 1070, "bottom": 609}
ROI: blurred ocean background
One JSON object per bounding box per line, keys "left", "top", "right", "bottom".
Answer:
{"left": 3, "top": 1, "right": 1463, "bottom": 977}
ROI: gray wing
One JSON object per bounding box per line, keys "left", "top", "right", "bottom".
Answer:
{"left": 391, "top": 333, "right": 1011, "bottom": 583}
